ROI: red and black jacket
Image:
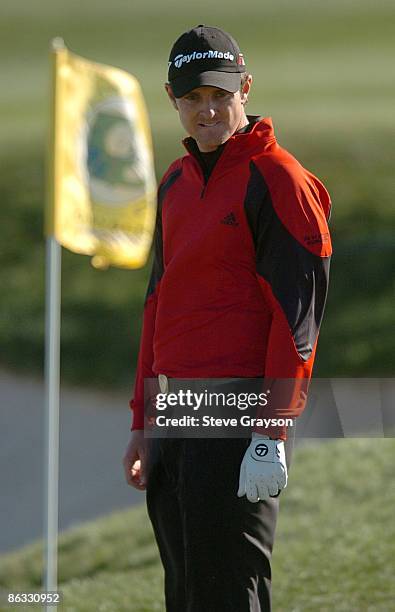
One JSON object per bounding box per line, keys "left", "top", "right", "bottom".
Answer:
{"left": 130, "top": 117, "right": 332, "bottom": 439}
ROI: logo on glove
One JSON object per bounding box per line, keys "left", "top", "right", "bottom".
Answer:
{"left": 254, "top": 443, "right": 268, "bottom": 457}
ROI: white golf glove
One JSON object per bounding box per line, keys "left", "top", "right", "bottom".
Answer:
{"left": 237, "top": 433, "right": 288, "bottom": 502}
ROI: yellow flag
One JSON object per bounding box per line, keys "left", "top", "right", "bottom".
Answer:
{"left": 46, "top": 39, "right": 156, "bottom": 269}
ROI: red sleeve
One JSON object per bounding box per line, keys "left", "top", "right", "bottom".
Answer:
{"left": 245, "top": 157, "right": 332, "bottom": 440}
{"left": 129, "top": 233, "right": 162, "bottom": 430}
{"left": 129, "top": 161, "right": 182, "bottom": 430}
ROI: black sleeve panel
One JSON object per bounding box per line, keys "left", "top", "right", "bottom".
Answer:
{"left": 145, "top": 168, "right": 182, "bottom": 303}
{"left": 244, "top": 162, "right": 331, "bottom": 362}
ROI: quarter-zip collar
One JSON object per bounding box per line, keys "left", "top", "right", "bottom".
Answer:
{"left": 182, "top": 116, "right": 277, "bottom": 177}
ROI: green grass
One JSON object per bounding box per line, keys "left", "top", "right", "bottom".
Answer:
{"left": 0, "top": 0, "right": 394, "bottom": 386}
{"left": 0, "top": 439, "right": 394, "bottom": 611}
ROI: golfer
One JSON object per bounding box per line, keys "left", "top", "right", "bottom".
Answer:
{"left": 123, "top": 25, "right": 332, "bottom": 611}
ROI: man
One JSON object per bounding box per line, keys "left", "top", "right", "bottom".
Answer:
{"left": 123, "top": 25, "right": 332, "bottom": 611}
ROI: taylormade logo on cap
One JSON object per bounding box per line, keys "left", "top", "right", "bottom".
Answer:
{"left": 168, "top": 26, "right": 246, "bottom": 98}
{"left": 171, "top": 49, "right": 235, "bottom": 69}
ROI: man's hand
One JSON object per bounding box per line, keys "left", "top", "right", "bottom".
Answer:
{"left": 237, "top": 433, "right": 288, "bottom": 502}
{"left": 123, "top": 430, "right": 147, "bottom": 491}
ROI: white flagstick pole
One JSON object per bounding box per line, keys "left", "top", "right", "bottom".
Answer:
{"left": 43, "top": 38, "right": 65, "bottom": 609}
{"left": 43, "top": 236, "right": 61, "bottom": 604}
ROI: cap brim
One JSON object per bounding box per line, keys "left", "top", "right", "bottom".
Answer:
{"left": 170, "top": 70, "right": 242, "bottom": 98}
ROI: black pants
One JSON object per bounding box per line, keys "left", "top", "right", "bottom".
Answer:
{"left": 145, "top": 432, "right": 294, "bottom": 612}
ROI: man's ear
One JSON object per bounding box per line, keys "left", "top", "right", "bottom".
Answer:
{"left": 240, "top": 74, "right": 253, "bottom": 106}
{"left": 165, "top": 83, "right": 179, "bottom": 111}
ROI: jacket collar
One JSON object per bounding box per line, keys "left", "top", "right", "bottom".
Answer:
{"left": 182, "top": 116, "right": 276, "bottom": 161}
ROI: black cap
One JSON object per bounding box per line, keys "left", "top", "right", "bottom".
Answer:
{"left": 168, "top": 25, "right": 246, "bottom": 98}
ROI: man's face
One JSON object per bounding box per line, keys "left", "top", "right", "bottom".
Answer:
{"left": 166, "top": 81, "right": 251, "bottom": 152}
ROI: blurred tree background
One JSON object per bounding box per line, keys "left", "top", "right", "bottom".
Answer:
{"left": 1, "top": 0, "right": 394, "bottom": 390}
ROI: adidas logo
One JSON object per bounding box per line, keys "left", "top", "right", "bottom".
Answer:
{"left": 221, "top": 212, "right": 239, "bottom": 226}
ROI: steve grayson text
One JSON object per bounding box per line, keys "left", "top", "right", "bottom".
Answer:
{"left": 154, "top": 416, "right": 294, "bottom": 428}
